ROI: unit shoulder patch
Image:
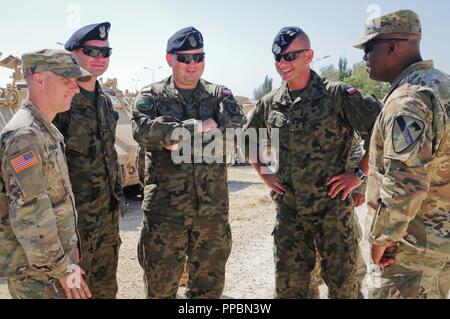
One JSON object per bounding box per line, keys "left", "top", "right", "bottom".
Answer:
{"left": 392, "top": 115, "right": 425, "bottom": 153}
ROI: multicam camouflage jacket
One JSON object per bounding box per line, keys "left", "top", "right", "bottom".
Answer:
{"left": 367, "top": 60, "right": 450, "bottom": 257}
{"left": 132, "top": 76, "right": 245, "bottom": 216}
{"left": 245, "top": 71, "right": 382, "bottom": 213}
{"left": 0, "top": 101, "right": 80, "bottom": 278}
{"left": 54, "top": 83, "right": 125, "bottom": 234}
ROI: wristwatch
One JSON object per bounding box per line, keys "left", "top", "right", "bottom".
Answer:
{"left": 353, "top": 167, "right": 367, "bottom": 180}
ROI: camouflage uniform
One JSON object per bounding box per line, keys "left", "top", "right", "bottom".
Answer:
{"left": 132, "top": 76, "right": 245, "bottom": 299}
{"left": 53, "top": 82, "right": 125, "bottom": 299}
{"left": 366, "top": 60, "right": 450, "bottom": 299}
{"left": 309, "top": 133, "right": 367, "bottom": 297}
{"left": 245, "top": 71, "right": 381, "bottom": 298}
{"left": 0, "top": 101, "right": 81, "bottom": 299}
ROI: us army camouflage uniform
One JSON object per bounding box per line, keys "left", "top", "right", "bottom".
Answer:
{"left": 245, "top": 71, "right": 381, "bottom": 299}
{"left": 0, "top": 101, "right": 80, "bottom": 299}
{"left": 132, "top": 76, "right": 245, "bottom": 299}
{"left": 309, "top": 133, "right": 367, "bottom": 296}
{"left": 54, "top": 83, "right": 125, "bottom": 299}
{"left": 367, "top": 60, "right": 450, "bottom": 299}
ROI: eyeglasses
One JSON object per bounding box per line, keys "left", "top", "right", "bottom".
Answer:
{"left": 81, "top": 46, "right": 113, "bottom": 58}
{"left": 363, "top": 38, "right": 409, "bottom": 55}
{"left": 174, "top": 53, "right": 205, "bottom": 64}
{"left": 274, "top": 49, "right": 309, "bottom": 62}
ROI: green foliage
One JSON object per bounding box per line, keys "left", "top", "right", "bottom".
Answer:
{"left": 338, "top": 57, "right": 352, "bottom": 80}
{"left": 320, "top": 59, "right": 389, "bottom": 100}
{"left": 254, "top": 75, "right": 273, "bottom": 100}
{"left": 343, "top": 62, "right": 390, "bottom": 100}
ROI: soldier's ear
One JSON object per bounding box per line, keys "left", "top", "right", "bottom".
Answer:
{"left": 32, "top": 73, "right": 45, "bottom": 87}
{"left": 166, "top": 53, "right": 174, "bottom": 67}
{"left": 305, "top": 49, "right": 314, "bottom": 65}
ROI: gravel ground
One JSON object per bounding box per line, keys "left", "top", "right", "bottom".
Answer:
{"left": 0, "top": 166, "right": 370, "bottom": 299}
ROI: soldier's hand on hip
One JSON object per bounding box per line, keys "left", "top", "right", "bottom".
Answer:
{"left": 260, "top": 174, "right": 286, "bottom": 195}
{"left": 327, "top": 172, "right": 363, "bottom": 200}
{"left": 199, "top": 118, "right": 218, "bottom": 133}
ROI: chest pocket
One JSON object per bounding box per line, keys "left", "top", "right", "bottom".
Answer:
{"left": 158, "top": 98, "right": 186, "bottom": 120}
{"left": 267, "top": 110, "right": 288, "bottom": 128}
{"left": 304, "top": 99, "right": 346, "bottom": 145}
{"left": 46, "top": 145, "right": 69, "bottom": 204}
{"left": 200, "top": 97, "right": 218, "bottom": 121}
{"left": 65, "top": 109, "right": 97, "bottom": 157}
{"left": 102, "top": 101, "right": 119, "bottom": 135}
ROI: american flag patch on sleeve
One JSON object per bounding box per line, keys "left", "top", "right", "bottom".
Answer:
{"left": 10, "top": 150, "right": 39, "bottom": 174}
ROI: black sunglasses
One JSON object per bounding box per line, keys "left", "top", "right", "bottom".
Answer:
{"left": 81, "top": 46, "right": 113, "bottom": 58}
{"left": 174, "top": 53, "right": 205, "bottom": 64}
{"left": 274, "top": 49, "right": 309, "bottom": 62}
{"left": 363, "top": 38, "right": 409, "bottom": 55}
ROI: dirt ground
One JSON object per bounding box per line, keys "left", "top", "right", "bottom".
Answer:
{"left": 0, "top": 166, "right": 370, "bottom": 299}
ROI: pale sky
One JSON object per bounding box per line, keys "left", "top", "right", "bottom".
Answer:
{"left": 1, "top": 0, "right": 449, "bottom": 98}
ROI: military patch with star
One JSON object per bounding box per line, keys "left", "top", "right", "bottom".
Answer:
{"left": 392, "top": 115, "right": 425, "bottom": 153}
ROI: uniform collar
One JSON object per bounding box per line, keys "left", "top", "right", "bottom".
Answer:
{"left": 71, "top": 81, "right": 104, "bottom": 107}
{"left": 384, "top": 60, "right": 434, "bottom": 102}
{"left": 273, "top": 70, "right": 326, "bottom": 106}
{"left": 22, "top": 100, "right": 64, "bottom": 142}
{"left": 163, "top": 76, "right": 211, "bottom": 103}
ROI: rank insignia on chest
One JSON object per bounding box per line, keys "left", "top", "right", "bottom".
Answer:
{"left": 10, "top": 150, "right": 39, "bottom": 174}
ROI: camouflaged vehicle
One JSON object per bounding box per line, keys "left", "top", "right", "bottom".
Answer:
{"left": 0, "top": 55, "right": 140, "bottom": 189}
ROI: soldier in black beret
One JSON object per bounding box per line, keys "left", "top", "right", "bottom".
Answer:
{"left": 132, "top": 27, "right": 245, "bottom": 299}
{"left": 244, "top": 26, "right": 383, "bottom": 299}
{"left": 53, "top": 22, "right": 126, "bottom": 299}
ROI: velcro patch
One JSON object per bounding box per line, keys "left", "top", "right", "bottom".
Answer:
{"left": 136, "top": 99, "right": 153, "bottom": 112}
{"left": 392, "top": 115, "right": 425, "bottom": 153}
{"left": 223, "top": 87, "right": 233, "bottom": 96}
{"left": 10, "top": 150, "right": 39, "bottom": 174}
{"left": 346, "top": 87, "right": 358, "bottom": 96}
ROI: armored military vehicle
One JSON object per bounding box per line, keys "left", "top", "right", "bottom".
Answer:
{"left": 0, "top": 54, "right": 27, "bottom": 127}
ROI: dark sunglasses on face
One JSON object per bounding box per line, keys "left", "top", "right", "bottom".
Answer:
{"left": 81, "top": 46, "right": 113, "bottom": 58}
{"left": 363, "top": 38, "right": 409, "bottom": 55}
{"left": 274, "top": 49, "right": 309, "bottom": 62}
{"left": 174, "top": 53, "right": 205, "bottom": 64}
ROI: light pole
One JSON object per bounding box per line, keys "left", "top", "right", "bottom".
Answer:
{"left": 144, "top": 66, "right": 162, "bottom": 83}
{"left": 131, "top": 79, "right": 141, "bottom": 93}
{"left": 311, "top": 55, "right": 331, "bottom": 70}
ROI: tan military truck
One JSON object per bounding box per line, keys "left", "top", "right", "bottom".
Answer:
{"left": 0, "top": 56, "right": 140, "bottom": 191}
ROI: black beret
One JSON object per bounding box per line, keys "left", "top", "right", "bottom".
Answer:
{"left": 272, "top": 26, "right": 303, "bottom": 55}
{"left": 65, "top": 22, "right": 111, "bottom": 51}
{"left": 166, "top": 26, "right": 204, "bottom": 53}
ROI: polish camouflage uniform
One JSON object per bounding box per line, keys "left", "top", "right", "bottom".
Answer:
{"left": 356, "top": 9, "right": 450, "bottom": 299}
{"left": 132, "top": 76, "right": 245, "bottom": 299}
{"left": 0, "top": 102, "right": 81, "bottom": 299}
{"left": 53, "top": 82, "right": 125, "bottom": 299}
{"left": 245, "top": 71, "right": 382, "bottom": 298}
{"left": 309, "top": 133, "right": 367, "bottom": 296}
